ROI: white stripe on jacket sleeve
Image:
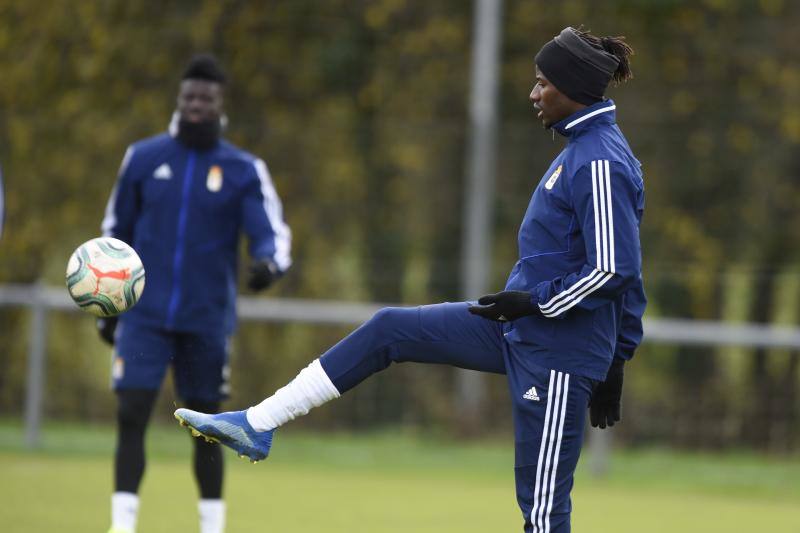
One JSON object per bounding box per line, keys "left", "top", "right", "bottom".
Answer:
{"left": 253, "top": 159, "right": 292, "bottom": 271}
{"left": 538, "top": 159, "right": 615, "bottom": 317}
{"left": 605, "top": 159, "right": 615, "bottom": 272}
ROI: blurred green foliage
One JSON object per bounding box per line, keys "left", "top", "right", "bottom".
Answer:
{"left": 0, "top": 0, "right": 798, "bottom": 449}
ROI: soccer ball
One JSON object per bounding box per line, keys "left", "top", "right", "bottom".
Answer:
{"left": 66, "top": 237, "right": 146, "bottom": 317}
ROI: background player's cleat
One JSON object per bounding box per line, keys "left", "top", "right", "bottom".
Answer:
{"left": 174, "top": 408, "right": 274, "bottom": 462}
{"left": 108, "top": 528, "right": 133, "bottom": 533}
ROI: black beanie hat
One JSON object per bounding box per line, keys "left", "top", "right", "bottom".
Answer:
{"left": 535, "top": 27, "right": 618, "bottom": 105}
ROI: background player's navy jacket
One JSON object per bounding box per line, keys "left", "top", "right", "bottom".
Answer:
{"left": 504, "top": 100, "right": 645, "bottom": 380}
{"left": 102, "top": 132, "right": 291, "bottom": 335}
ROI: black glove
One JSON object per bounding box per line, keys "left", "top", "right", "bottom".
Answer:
{"left": 590, "top": 357, "right": 625, "bottom": 428}
{"left": 97, "top": 316, "right": 118, "bottom": 346}
{"left": 467, "top": 291, "right": 540, "bottom": 322}
{"left": 247, "top": 258, "right": 280, "bottom": 292}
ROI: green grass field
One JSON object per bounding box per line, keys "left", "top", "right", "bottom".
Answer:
{"left": 1, "top": 420, "right": 798, "bottom": 532}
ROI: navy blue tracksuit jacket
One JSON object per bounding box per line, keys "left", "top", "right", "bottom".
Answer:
{"left": 102, "top": 133, "right": 291, "bottom": 335}
{"left": 504, "top": 100, "right": 646, "bottom": 380}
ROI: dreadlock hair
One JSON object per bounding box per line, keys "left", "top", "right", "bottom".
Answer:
{"left": 574, "top": 28, "right": 634, "bottom": 85}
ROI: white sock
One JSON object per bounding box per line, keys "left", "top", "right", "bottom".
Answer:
{"left": 111, "top": 492, "right": 139, "bottom": 533}
{"left": 198, "top": 499, "right": 226, "bottom": 533}
{"left": 246, "top": 359, "right": 340, "bottom": 431}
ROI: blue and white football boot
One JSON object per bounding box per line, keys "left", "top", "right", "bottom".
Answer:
{"left": 174, "top": 408, "right": 274, "bottom": 463}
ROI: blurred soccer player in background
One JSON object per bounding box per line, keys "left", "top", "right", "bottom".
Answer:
{"left": 177, "top": 27, "right": 644, "bottom": 533}
{"left": 100, "top": 55, "right": 291, "bottom": 533}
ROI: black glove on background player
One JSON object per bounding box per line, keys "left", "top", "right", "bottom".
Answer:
{"left": 97, "top": 316, "right": 118, "bottom": 346}
{"left": 468, "top": 290, "right": 540, "bottom": 322}
{"left": 590, "top": 357, "right": 625, "bottom": 428}
{"left": 247, "top": 258, "right": 280, "bottom": 292}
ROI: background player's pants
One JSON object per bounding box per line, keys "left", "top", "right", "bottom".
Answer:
{"left": 319, "top": 303, "right": 594, "bottom": 533}
{"left": 113, "top": 321, "right": 230, "bottom": 497}
{"left": 113, "top": 320, "right": 231, "bottom": 402}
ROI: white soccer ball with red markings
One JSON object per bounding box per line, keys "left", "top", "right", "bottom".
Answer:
{"left": 65, "top": 237, "right": 146, "bottom": 317}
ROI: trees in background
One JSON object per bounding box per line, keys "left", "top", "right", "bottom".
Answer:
{"left": 0, "top": 0, "right": 798, "bottom": 450}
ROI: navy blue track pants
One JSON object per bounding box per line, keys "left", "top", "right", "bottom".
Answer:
{"left": 319, "top": 302, "right": 594, "bottom": 533}
{"left": 114, "top": 320, "right": 230, "bottom": 403}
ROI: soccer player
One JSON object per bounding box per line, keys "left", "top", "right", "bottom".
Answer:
{"left": 176, "top": 27, "right": 645, "bottom": 532}
{"left": 101, "top": 55, "right": 291, "bottom": 533}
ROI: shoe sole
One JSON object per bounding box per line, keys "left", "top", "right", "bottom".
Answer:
{"left": 174, "top": 412, "right": 262, "bottom": 464}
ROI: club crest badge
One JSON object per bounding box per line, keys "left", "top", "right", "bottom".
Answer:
{"left": 545, "top": 165, "right": 562, "bottom": 190}
{"left": 206, "top": 165, "right": 223, "bottom": 192}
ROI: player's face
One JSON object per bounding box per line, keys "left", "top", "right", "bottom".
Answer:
{"left": 177, "top": 79, "right": 223, "bottom": 124}
{"left": 529, "top": 69, "right": 583, "bottom": 128}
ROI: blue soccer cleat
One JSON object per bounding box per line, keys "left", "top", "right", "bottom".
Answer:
{"left": 174, "top": 408, "right": 274, "bottom": 463}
